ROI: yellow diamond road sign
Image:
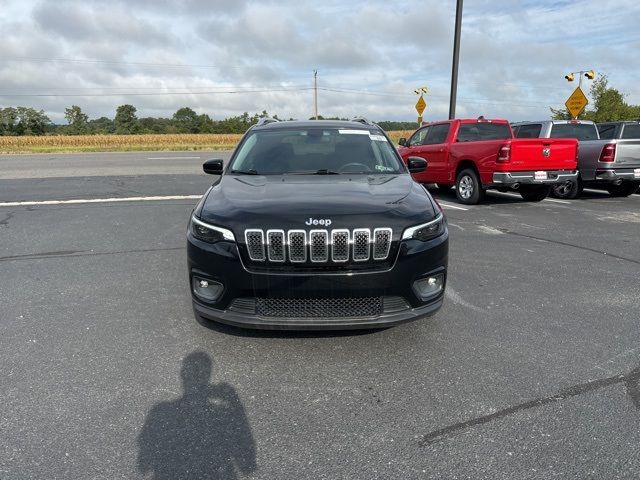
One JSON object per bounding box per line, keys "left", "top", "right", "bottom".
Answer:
{"left": 415, "top": 96, "right": 426, "bottom": 115}
{"left": 565, "top": 87, "right": 588, "bottom": 119}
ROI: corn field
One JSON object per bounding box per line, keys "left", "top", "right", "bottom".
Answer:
{"left": 0, "top": 131, "right": 413, "bottom": 154}
{"left": 0, "top": 134, "right": 243, "bottom": 153}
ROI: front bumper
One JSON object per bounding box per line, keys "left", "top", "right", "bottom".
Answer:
{"left": 193, "top": 296, "right": 444, "bottom": 330}
{"left": 187, "top": 232, "right": 448, "bottom": 330}
{"left": 492, "top": 170, "right": 578, "bottom": 186}
{"left": 594, "top": 168, "right": 640, "bottom": 182}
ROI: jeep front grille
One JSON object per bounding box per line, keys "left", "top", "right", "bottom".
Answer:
{"left": 243, "top": 228, "right": 393, "bottom": 263}
{"left": 331, "top": 230, "right": 349, "bottom": 262}
{"left": 266, "top": 230, "right": 285, "bottom": 262}
{"left": 352, "top": 229, "right": 371, "bottom": 261}
{"left": 373, "top": 228, "right": 392, "bottom": 260}
{"left": 288, "top": 230, "right": 307, "bottom": 262}
{"left": 245, "top": 230, "right": 265, "bottom": 261}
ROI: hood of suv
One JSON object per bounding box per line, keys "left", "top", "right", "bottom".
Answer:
{"left": 198, "top": 174, "right": 437, "bottom": 236}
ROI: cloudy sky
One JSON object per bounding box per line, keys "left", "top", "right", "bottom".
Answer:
{"left": 2, "top": 0, "right": 639, "bottom": 124}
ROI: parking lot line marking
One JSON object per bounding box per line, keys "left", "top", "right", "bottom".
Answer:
{"left": 489, "top": 191, "right": 521, "bottom": 198}
{"left": 488, "top": 191, "right": 571, "bottom": 204}
{"left": 147, "top": 156, "right": 202, "bottom": 160}
{"left": 0, "top": 195, "right": 202, "bottom": 207}
{"left": 436, "top": 201, "right": 468, "bottom": 211}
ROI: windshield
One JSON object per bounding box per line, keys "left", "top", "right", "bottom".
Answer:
{"left": 550, "top": 123, "right": 599, "bottom": 141}
{"left": 621, "top": 124, "right": 640, "bottom": 139}
{"left": 457, "top": 122, "right": 512, "bottom": 141}
{"left": 228, "top": 127, "right": 405, "bottom": 175}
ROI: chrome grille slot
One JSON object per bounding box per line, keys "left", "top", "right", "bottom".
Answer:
{"left": 373, "top": 228, "right": 392, "bottom": 260}
{"left": 331, "top": 230, "right": 349, "bottom": 262}
{"left": 352, "top": 229, "right": 371, "bottom": 261}
{"left": 288, "top": 230, "right": 307, "bottom": 263}
{"left": 309, "top": 230, "right": 329, "bottom": 262}
{"left": 266, "top": 230, "right": 285, "bottom": 262}
{"left": 245, "top": 229, "right": 265, "bottom": 261}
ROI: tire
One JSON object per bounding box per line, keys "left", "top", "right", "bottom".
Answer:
{"left": 519, "top": 185, "right": 551, "bottom": 202}
{"left": 606, "top": 182, "right": 639, "bottom": 197}
{"left": 455, "top": 168, "right": 485, "bottom": 205}
{"left": 552, "top": 178, "right": 582, "bottom": 199}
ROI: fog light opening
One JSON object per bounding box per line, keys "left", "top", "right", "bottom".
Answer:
{"left": 413, "top": 273, "right": 444, "bottom": 301}
{"left": 192, "top": 276, "right": 224, "bottom": 302}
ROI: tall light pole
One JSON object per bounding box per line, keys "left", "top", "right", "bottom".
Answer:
{"left": 314, "top": 70, "right": 318, "bottom": 120}
{"left": 449, "top": 0, "right": 463, "bottom": 119}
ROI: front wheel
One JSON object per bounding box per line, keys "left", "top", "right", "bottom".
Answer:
{"left": 552, "top": 178, "right": 582, "bottom": 199}
{"left": 519, "top": 185, "right": 551, "bottom": 202}
{"left": 455, "top": 168, "right": 485, "bottom": 205}
{"left": 606, "top": 182, "right": 639, "bottom": 197}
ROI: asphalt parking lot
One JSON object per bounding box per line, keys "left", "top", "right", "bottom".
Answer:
{"left": 1, "top": 152, "right": 639, "bottom": 479}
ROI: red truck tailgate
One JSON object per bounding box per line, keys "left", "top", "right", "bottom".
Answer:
{"left": 499, "top": 139, "right": 578, "bottom": 171}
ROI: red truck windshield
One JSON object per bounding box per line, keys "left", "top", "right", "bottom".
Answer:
{"left": 457, "top": 123, "right": 511, "bottom": 142}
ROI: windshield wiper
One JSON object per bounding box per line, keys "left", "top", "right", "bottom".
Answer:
{"left": 230, "top": 169, "right": 259, "bottom": 175}
{"left": 288, "top": 169, "right": 340, "bottom": 175}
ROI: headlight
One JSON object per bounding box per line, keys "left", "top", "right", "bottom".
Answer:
{"left": 189, "top": 216, "right": 235, "bottom": 243}
{"left": 401, "top": 214, "right": 445, "bottom": 241}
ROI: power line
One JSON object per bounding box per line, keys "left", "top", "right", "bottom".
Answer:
{"left": 318, "top": 87, "right": 562, "bottom": 108}
{"left": 0, "top": 87, "right": 314, "bottom": 97}
{"left": 0, "top": 84, "right": 311, "bottom": 91}
{"left": 0, "top": 56, "right": 319, "bottom": 74}
{"left": 0, "top": 56, "right": 247, "bottom": 70}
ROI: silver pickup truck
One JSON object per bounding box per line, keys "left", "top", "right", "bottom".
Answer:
{"left": 512, "top": 120, "right": 640, "bottom": 198}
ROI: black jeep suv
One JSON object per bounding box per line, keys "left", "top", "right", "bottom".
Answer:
{"left": 187, "top": 119, "right": 448, "bottom": 329}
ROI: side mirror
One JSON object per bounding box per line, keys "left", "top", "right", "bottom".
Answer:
{"left": 203, "top": 159, "right": 224, "bottom": 175}
{"left": 398, "top": 137, "right": 408, "bottom": 147}
{"left": 407, "top": 156, "right": 427, "bottom": 173}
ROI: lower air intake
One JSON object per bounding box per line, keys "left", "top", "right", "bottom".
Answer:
{"left": 256, "top": 297, "right": 383, "bottom": 318}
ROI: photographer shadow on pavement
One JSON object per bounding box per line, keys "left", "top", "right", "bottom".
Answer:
{"left": 137, "top": 351, "right": 257, "bottom": 479}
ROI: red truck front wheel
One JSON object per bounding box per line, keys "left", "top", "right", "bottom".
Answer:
{"left": 455, "top": 169, "right": 485, "bottom": 205}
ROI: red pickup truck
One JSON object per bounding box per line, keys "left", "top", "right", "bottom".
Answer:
{"left": 397, "top": 118, "right": 578, "bottom": 204}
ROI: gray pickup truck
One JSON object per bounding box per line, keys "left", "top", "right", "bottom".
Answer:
{"left": 512, "top": 120, "right": 640, "bottom": 198}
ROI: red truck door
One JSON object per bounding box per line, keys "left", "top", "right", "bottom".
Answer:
{"left": 418, "top": 123, "right": 451, "bottom": 183}
{"left": 400, "top": 126, "right": 430, "bottom": 182}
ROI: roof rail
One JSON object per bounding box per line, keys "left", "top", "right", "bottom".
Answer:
{"left": 255, "top": 117, "right": 280, "bottom": 127}
{"left": 351, "top": 117, "right": 374, "bottom": 126}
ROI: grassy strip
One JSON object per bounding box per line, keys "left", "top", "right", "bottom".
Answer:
{"left": 0, "top": 131, "right": 415, "bottom": 154}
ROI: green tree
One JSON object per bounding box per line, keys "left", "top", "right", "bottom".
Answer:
{"left": 172, "top": 107, "right": 199, "bottom": 133}
{"left": 12, "top": 107, "right": 50, "bottom": 135}
{"left": 114, "top": 104, "right": 139, "bottom": 134}
{"left": 64, "top": 105, "right": 89, "bottom": 134}
{"left": 0, "top": 107, "right": 18, "bottom": 135}
{"left": 138, "top": 116, "right": 173, "bottom": 134}
{"left": 197, "top": 113, "right": 215, "bottom": 133}
{"left": 87, "top": 116, "right": 116, "bottom": 134}
{"left": 587, "top": 75, "right": 628, "bottom": 122}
